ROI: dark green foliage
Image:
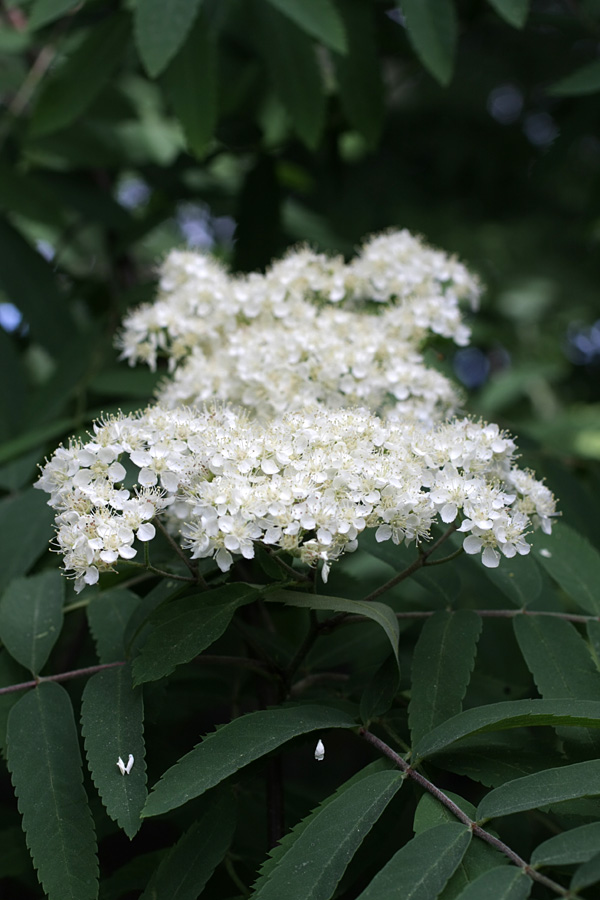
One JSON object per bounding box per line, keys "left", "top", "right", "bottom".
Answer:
{"left": 143, "top": 705, "right": 356, "bottom": 818}
{"left": 0, "top": 570, "right": 64, "bottom": 673}
{"left": 7, "top": 683, "right": 98, "bottom": 900}
{"left": 81, "top": 664, "right": 146, "bottom": 838}
{"left": 2, "top": 1, "right": 600, "bottom": 897}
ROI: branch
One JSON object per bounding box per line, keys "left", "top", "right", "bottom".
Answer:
{"left": 155, "top": 518, "right": 209, "bottom": 589}
{"left": 0, "top": 661, "right": 126, "bottom": 696}
{"left": 361, "top": 525, "right": 459, "bottom": 604}
{"left": 360, "top": 729, "right": 570, "bottom": 898}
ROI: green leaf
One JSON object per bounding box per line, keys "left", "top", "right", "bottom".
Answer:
{"left": 87, "top": 589, "right": 141, "bottom": 664}
{"left": 30, "top": 13, "right": 131, "bottom": 136}
{"left": 81, "top": 664, "right": 146, "bottom": 839}
{"left": 265, "top": 0, "right": 347, "bottom": 54}
{"left": 269, "top": 590, "right": 400, "bottom": 668}
{"left": 485, "top": 0, "right": 530, "bottom": 28}
{"left": 414, "top": 699, "right": 600, "bottom": 761}
{"left": 134, "top": 0, "right": 204, "bottom": 77}
{"left": 409, "top": 610, "right": 481, "bottom": 747}
{"left": 433, "top": 730, "right": 564, "bottom": 788}
{"left": 333, "top": 0, "right": 384, "bottom": 147}
{"left": 140, "top": 789, "right": 236, "bottom": 900}
{"left": 143, "top": 705, "right": 356, "bottom": 818}
{"left": 513, "top": 615, "right": 600, "bottom": 752}
{"left": 400, "top": 0, "right": 458, "bottom": 86}
{"left": 162, "top": 12, "right": 217, "bottom": 158}
{"left": 7, "top": 683, "right": 98, "bottom": 900}
{"left": 28, "top": 0, "right": 81, "bottom": 30}
{"left": 477, "top": 759, "right": 600, "bottom": 820}
{"left": 356, "top": 822, "right": 471, "bottom": 899}
{"left": 132, "top": 584, "right": 259, "bottom": 685}
{"left": 453, "top": 867, "right": 532, "bottom": 900}
{"left": 254, "top": 759, "right": 392, "bottom": 890}
{"left": 413, "top": 793, "right": 506, "bottom": 899}
{"left": 0, "top": 571, "right": 64, "bottom": 674}
{"left": 572, "top": 850, "right": 600, "bottom": 891}
{"left": 533, "top": 522, "right": 600, "bottom": 615}
{"left": 0, "top": 220, "right": 70, "bottom": 355}
{"left": 360, "top": 653, "right": 400, "bottom": 723}
{"left": 256, "top": 1, "right": 326, "bottom": 149}
{"left": 549, "top": 59, "right": 600, "bottom": 96}
{"left": 0, "top": 650, "right": 29, "bottom": 757}
{"left": 477, "top": 552, "right": 541, "bottom": 607}
{"left": 253, "top": 768, "right": 404, "bottom": 899}
{"left": 532, "top": 822, "right": 600, "bottom": 867}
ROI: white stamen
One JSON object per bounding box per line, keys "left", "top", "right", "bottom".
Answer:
{"left": 117, "top": 753, "right": 134, "bottom": 775}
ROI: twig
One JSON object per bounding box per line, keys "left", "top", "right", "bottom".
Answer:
{"left": 264, "top": 546, "right": 312, "bottom": 583}
{"left": 290, "top": 672, "right": 349, "bottom": 696}
{"left": 0, "top": 661, "right": 125, "bottom": 696}
{"left": 155, "top": 518, "right": 209, "bottom": 589}
{"left": 361, "top": 524, "right": 459, "bottom": 604}
{"left": 360, "top": 729, "right": 570, "bottom": 898}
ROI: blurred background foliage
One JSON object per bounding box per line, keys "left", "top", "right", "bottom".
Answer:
{"left": 1, "top": 2, "right": 600, "bottom": 898}
{"left": 0, "top": 0, "right": 599, "bottom": 514}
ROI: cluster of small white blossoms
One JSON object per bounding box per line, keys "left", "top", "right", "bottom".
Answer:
{"left": 35, "top": 405, "right": 556, "bottom": 591}
{"left": 116, "top": 230, "right": 480, "bottom": 425}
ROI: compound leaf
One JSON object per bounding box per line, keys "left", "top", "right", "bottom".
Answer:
{"left": 534, "top": 522, "right": 600, "bottom": 615}
{"left": 87, "top": 589, "right": 141, "bottom": 664}
{"left": 532, "top": 822, "right": 600, "bottom": 867}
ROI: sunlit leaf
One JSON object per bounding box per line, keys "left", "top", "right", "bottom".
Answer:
{"left": 140, "top": 789, "right": 236, "bottom": 899}
{"left": 409, "top": 610, "right": 481, "bottom": 746}
{"left": 7, "top": 683, "right": 98, "bottom": 900}
{"left": 0, "top": 571, "right": 64, "bottom": 674}
{"left": 477, "top": 758, "right": 600, "bottom": 820}
{"left": 356, "top": 822, "right": 471, "bottom": 899}
{"left": 253, "top": 768, "right": 404, "bottom": 899}
{"left": 81, "top": 664, "right": 146, "bottom": 838}
{"left": 134, "top": 0, "right": 204, "bottom": 77}
{"left": 143, "top": 705, "right": 356, "bottom": 817}
{"left": 399, "top": 0, "right": 457, "bottom": 86}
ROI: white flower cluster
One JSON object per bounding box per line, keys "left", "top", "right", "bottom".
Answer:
{"left": 117, "top": 230, "right": 480, "bottom": 425}
{"left": 35, "top": 405, "right": 556, "bottom": 591}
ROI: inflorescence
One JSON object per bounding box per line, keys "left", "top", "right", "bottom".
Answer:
{"left": 35, "top": 230, "right": 556, "bottom": 591}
